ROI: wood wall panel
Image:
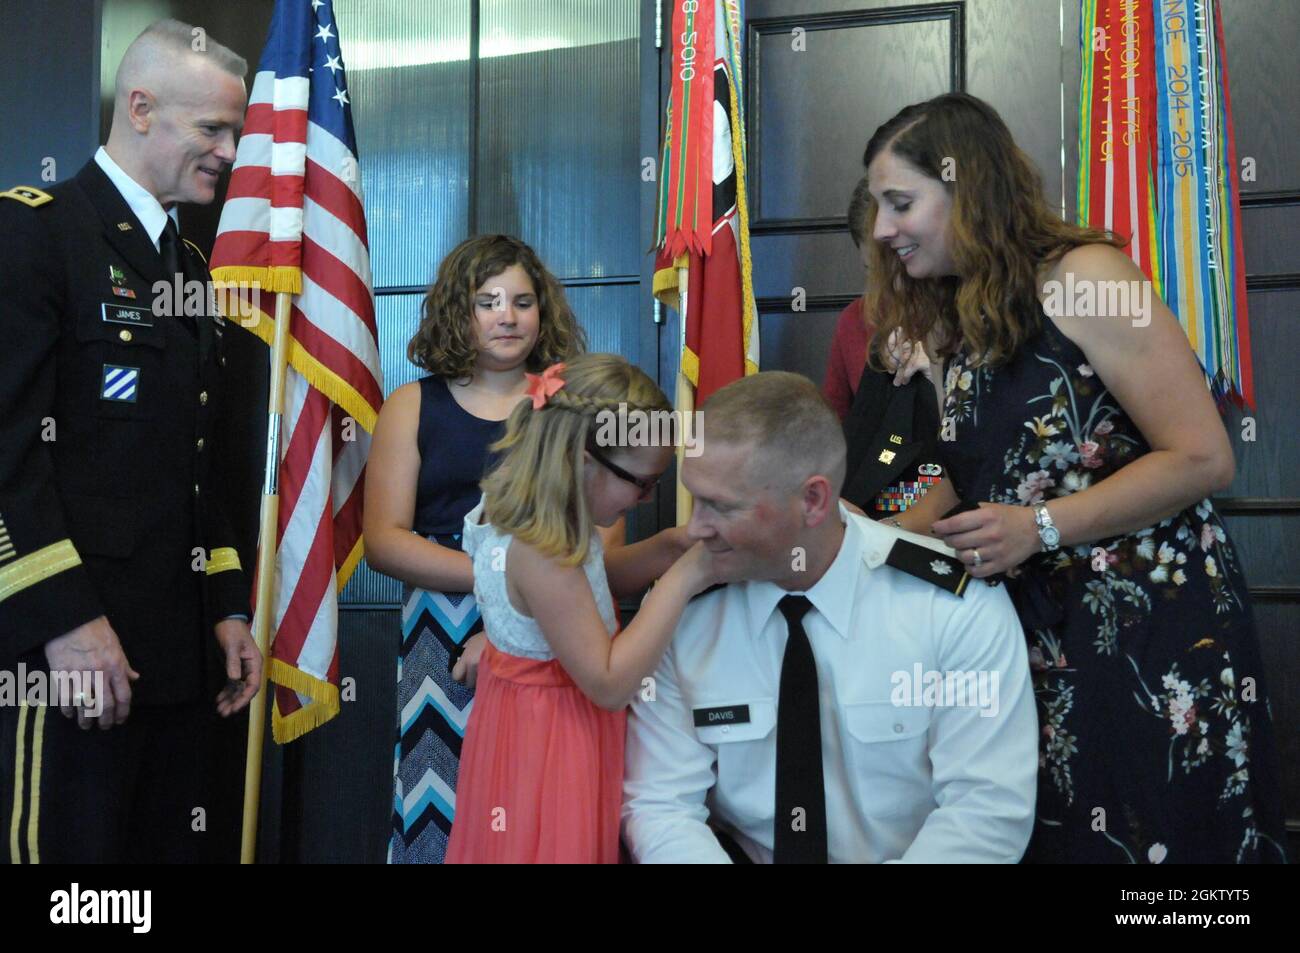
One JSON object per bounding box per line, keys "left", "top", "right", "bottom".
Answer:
{"left": 1221, "top": 0, "right": 1300, "bottom": 194}
{"left": 750, "top": 12, "right": 953, "bottom": 226}
{"left": 1223, "top": 290, "right": 1300, "bottom": 500}
{"left": 1250, "top": 601, "right": 1300, "bottom": 827}
{"left": 759, "top": 307, "right": 851, "bottom": 384}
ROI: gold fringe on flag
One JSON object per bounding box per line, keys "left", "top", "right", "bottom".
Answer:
{"left": 269, "top": 657, "right": 341, "bottom": 743}
{"left": 211, "top": 287, "right": 379, "bottom": 433}
{"left": 210, "top": 264, "right": 303, "bottom": 296}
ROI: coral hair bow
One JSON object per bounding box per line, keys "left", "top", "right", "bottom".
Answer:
{"left": 525, "top": 362, "right": 567, "bottom": 409}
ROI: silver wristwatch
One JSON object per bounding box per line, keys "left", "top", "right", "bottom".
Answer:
{"left": 1033, "top": 503, "right": 1060, "bottom": 552}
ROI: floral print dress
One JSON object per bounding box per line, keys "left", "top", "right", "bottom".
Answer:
{"left": 940, "top": 316, "right": 1288, "bottom": 864}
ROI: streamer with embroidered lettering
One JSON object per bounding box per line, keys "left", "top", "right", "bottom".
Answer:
{"left": 1078, "top": 0, "right": 1159, "bottom": 287}
{"left": 660, "top": 0, "right": 715, "bottom": 260}
{"left": 1080, "top": 0, "right": 1253, "bottom": 407}
{"left": 653, "top": 0, "right": 759, "bottom": 524}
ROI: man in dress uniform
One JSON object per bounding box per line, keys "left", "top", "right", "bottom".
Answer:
{"left": 0, "top": 19, "right": 261, "bottom": 862}
{"left": 622, "top": 373, "right": 1039, "bottom": 863}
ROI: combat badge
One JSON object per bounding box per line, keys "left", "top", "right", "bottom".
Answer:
{"left": 108, "top": 265, "right": 137, "bottom": 299}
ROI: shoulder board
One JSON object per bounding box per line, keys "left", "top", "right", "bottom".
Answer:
{"left": 0, "top": 186, "right": 54, "bottom": 208}
{"left": 884, "top": 537, "right": 971, "bottom": 597}
{"left": 689, "top": 581, "right": 731, "bottom": 603}
{"left": 182, "top": 238, "right": 208, "bottom": 266}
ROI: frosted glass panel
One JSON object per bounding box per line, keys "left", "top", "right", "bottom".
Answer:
{"left": 336, "top": 0, "right": 472, "bottom": 288}
{"left": 478, "top": 0, "right": 639, "bottom": 280}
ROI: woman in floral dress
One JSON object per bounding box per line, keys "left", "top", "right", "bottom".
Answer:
{"left": 866, "top": 93, "right": 1287, "bottom": 863}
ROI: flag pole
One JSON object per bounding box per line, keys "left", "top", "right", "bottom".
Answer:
{"left": 241, "top": 288, "right": 294, "bottom": 863}
{"left": 675, "top": 265, "right": 693, "bottom": 527}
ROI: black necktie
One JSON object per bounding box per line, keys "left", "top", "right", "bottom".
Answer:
{"left": 159, "top": 217, "right": 182, "bottom": 282}
{"left": 159, "top": 217, "right": 200, "bottom": 335}
{"left": 774, "top": 594, "right": 827, "bottom": 863}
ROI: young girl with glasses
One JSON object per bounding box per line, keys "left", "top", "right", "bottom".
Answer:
{"left": 446, "top": 353, "right": 718, "bottom": 863}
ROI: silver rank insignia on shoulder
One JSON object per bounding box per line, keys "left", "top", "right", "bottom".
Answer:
{"left": 885, "top": 537, "right": 970, "bottom": 597}
{"left": 101, "top": 364, "right": 139, "bottom": 402}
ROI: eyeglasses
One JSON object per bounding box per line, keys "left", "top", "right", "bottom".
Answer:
{"left": 586, "top": 440, "right": 660, "bottom": 500}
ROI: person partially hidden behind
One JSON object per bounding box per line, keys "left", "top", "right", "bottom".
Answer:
{"left": 825, "top": 175, "right": 945, "bottom": 520}
{"left": 621, "top": 372, "right": 1039, "bottom": 863}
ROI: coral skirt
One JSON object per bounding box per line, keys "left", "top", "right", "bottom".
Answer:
{"left": 445, "top": 641, "right": 626, "bottom": 864}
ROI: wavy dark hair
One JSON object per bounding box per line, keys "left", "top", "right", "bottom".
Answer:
{"left": 407, "top": 234, "right": 586, "bottom": 378}
{"left": 862, "top": 92, "right": 1123, "bottom": 369}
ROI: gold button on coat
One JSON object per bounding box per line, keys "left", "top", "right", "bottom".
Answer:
{"left": 119, "top": 329, "right": 132, "bottom": 342}
{"left": 199, "top": 391, "right": 209, "bottom": 405}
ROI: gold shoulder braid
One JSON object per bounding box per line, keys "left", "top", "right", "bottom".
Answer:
{"left": 0, "top": 186, "right": 54, "bottom": 208}
{"left": 182, "top": 238, "right": 208, "bottom": 266}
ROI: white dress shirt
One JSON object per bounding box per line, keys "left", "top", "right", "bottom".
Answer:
{"left": 94, "top": 146, "right": 177, "bottom": 251}
{"left": 622, "top": 506, "right": 1038, "bottom": 863}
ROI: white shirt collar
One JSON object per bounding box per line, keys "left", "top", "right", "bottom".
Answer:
{"left": 742, "top": 503, "right": 874, "bottom": 641}
{"left": 94, "top": 146, "right": 177, "bottom": 251}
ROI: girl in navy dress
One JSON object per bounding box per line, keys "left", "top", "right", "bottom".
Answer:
{"left": 365, "top": 235, "right": 585, "bottom": 863}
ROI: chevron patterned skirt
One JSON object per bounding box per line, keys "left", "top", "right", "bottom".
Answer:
{"left": 388, "top": 566, "right": 483, "bottom": 864}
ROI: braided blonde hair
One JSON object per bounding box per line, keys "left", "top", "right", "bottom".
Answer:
{"left": 481, "top": 353, "right": 672, "bottom": 566}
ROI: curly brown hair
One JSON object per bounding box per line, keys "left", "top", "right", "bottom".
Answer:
{"left": 407, "top": 234, "right": 587, "bottom": 378}
{"left": 862, "top": 93, "right": 1123, "bottom": 369}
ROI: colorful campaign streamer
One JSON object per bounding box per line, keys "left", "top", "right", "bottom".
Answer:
{"left": 1079, "top": 0, "right": 1253, "bottom": 407}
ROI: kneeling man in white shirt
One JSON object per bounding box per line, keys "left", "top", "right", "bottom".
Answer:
{"left": 622, "top": 371, "right": 1038, "bottom": 863}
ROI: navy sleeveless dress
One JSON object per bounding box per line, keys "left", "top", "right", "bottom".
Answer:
{"left": 940, "top": 316, "right": 1288, "bottom": 864}
{"left": 388, "top": 376, "right": 505, "bottom": 864}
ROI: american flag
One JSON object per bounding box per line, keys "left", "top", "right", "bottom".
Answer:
{"left": 211, "top": 0, "right": 382, "bottom": 742}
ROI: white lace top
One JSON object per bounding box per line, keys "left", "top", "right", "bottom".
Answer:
{"left": 462, "top": 498, "right": 618, "bottom": 661}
